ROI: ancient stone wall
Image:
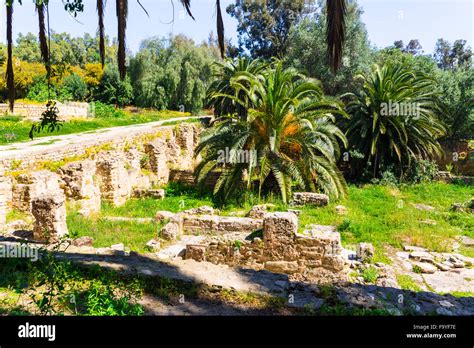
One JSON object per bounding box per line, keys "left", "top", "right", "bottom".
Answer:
{"left": 182, "top": 211, "right": 347, "bottom": 275}
{"left": 0, "top": 102, "right": 90, "bottom": 120}
{"left": 1, "top": 123, "right": 202, "bottom": 242}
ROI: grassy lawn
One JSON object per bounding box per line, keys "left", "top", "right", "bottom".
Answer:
{"left": 299, "top": 182, "right": 473, "bottom": 262}
{"left": 66, "top": 182, "right": 473, "bottom": 261}
{"left": 0, "top": 110, "right": 199, "bottom": 146}
{"left": 67, "top": 187, "right": 215, "bottom": 252}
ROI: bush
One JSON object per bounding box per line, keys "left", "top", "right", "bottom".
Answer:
{"left": 92, "top": 101, "right": 126, "bottom": 119}
{"left": 63, "top": 74, "right": 88, "bottom": 101}
{"left": 405, "top": 159, "right": 439, "bottom": 183}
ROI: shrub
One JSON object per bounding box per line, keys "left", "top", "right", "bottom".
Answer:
{"left": 405, "top": 159, "right": 439, "bottom": 183}
{"left": 92, "top": 101, "right": 126, "bottom": 119}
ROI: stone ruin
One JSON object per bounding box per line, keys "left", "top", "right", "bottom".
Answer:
{"left": 0, "top": 123, "right": 201, "bottom": 243}
{"left": 157, "top": 202, "right": 349, "bottom": 278}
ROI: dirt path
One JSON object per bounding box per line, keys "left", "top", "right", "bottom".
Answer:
{"left": 0, "top": 116, "right": 209, "bottom": 162}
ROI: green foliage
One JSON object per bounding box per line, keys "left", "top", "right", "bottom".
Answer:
{"left": 345, "top": 62, "right": 446, "bottom": 178}
{"left": 396, "top": 274, "right": 422, "bottom": 292}
{"left": 207, "top": 57, "right": 266, "bottom": 118}
{"left": 0, "top": 250, "right": 144, "bottom": 316}
{"left": 227, "top": 0, "right": 314, "bottom": 59}
{"left": 299, "top": 182, "right": 473, "bottom": 257}
{"left": 82, "top": 280, "right": 144, "bottom": 316}
{"left": 436, "top": 67, "right": 474, "bottom": 141}
{"left": 405, "top": 159, "right": 439, "bottom": 184}
{"left": 361, "top": 266, "right": 378, "bottom": 283}
{"left": 92, "top": 101, "right": 126, "bottom": 118}
{"left": 129, "top": 35, "right": 218, "bottom": 115}
{"left": 93, "top": 65, "right": 132, "bottom": 106}
{"left": 63, "top": 73, "right": 88, "bottom": 101}
{"left": 287, "top": 0, "right": 373, "bottom": 95}
{"left": 433, "top": 38, "right": 472, "bottom": 70}
{"left": 198, "top": 59, "right": 348, "bottom": 203}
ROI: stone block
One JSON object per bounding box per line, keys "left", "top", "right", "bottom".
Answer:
{"left": 96, "top": 152, "right": 131, "bottom": 207}
{"left": 264, "top": 261, "right": 299, "bottom": 274}
{"left": 356, "top": 243, "right": 375, "bottom": 262}
{"left": 185, "top": 244, "right": 207, "bottom": 262}
{"left": 32, "top": 194, "right": 68, "bottom": 243}
{"left": 60, "top": 160, "right": 101, "bottom": 216}
{"left": 293, "top": 192, "right": 329, "bottom": 207}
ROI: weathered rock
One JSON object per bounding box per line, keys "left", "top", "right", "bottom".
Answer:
{"left": 403, "top": 245, "right": 428, "bottom": 252}
{"left": 413, "top": 203, "right": 435, "bottom": 212}
{"left": 32, "top": 194, "right": 68, "bottom": 243}
{"left": 460, "top": 236, "right": 474, "bottom": 247}
{"left": 287, "top": 209, "right": 301, "bottom": 217}
{"left": 111, "top": 243, "right": 125, "bottom": 251}
{"left": 322, "top": 255, "right": 346, "bottom": 272}
{"left": 335, "top": 205, "right": 348, "bottom": 215}
{"left": 264, "top": 212, "right": 299, "bottom": 261}
{"left": 185, "top": 244, "right": 207, "bottom": 262}
{"left": 182, "top": 215, "right": 262, "bottom": 235}
{"left": 96, "top": 152, "right": 131, "bottom": 206}
{"left": 175, "top": 124, "right": 196, "bottom": 169}
{"left": 412, "top": 262, "right": 437, "bottom": 274}
{"left": 293, "top": 192, "right": 329, "bottom": 207}
{"left": 160, "top": 221, "right": 181, "bottom": 241}
{"left": 132, "top": 188, "right": 165, "bottom": 200}
{"left": 409, "top": 251, "right": 434, "bottom": 263}
{"left": 155, "top": 211, "right": 175, "bottom": 222}
{"left": 247, "top": 204, "right": 271, "bottom": 219}
{"left": 264, "top": 261, "right": 299, "bottom": 274}
{"left": 146, "top": 239, "right": 161, "bottom": 252}
{"left": 356, "top": 243, "right": 375, "bottom": 262}
{"left": 0, "top": 176, "right": 12, "bottom": 225}
{"left": 145, "top": 138, "right": 170, "bottom": 185}
{"left": 185, "top": 206, "right": 215, "bottom": 215}
{"left": 451, "top": 203, "right": 464, "bottom": 212}
{"left": 433, "top": 261, "right": 450, "bottom": 271}
{"left": 59, "top": 160, "right": 101, "bottom": 216}
{"left": 72, "top": 236, "right": 94, "bottom": 247}
{"left": 4, "top": 219, "right": 29, "bottom": 232}
{"left": 12, "top": 171, "right": 62, "bottom": 213}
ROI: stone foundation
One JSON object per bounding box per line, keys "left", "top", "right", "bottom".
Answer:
{"left": 182, "top": 210, "right": 347, "bottom": 275}
{"left": 1, "top": 122, "right": 202, "bottom": 242}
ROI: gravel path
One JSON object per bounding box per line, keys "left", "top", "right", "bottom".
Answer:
{"left": 0, "top": 116, "right": 209, "bottom": 162}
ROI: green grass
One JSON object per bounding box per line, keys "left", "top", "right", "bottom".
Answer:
{"left": 0, "top": 110, "right": 200, "bottom": 146}
{"left": 396, "top": 274, "right": 422, "bottom": 292}
{"left": 299, "top": 182, "right": 473, "bottom": 261}
{"left": 67, "top": 212, "right": 161, "bottom": 253}
{"left": 66, "top": 182, "right": 473, "bottom": 260}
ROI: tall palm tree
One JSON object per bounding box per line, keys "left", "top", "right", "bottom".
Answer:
{"left": 207, "top": 57, "right": 267, "bottom": 120}
{"left": 345, "top": 63, "right": 446, "bottom": 177}
{"left": 197, "top": 60, "right": 348, "bottom": 203}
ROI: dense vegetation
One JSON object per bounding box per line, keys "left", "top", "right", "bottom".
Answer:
{"left": 0, "top": 0, "right": 471, "bottom": 199}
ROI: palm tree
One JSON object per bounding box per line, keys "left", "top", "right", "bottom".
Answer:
{"left": 207, "top": 57, "right": 267, "bottom": 120}
{"left": 197, "top": 60, "right": 348, "bottom": 203}
{"left": 345, "top": 63, "right": 446, "bottom": 177}
{"left": 6, "top": 1, "right": 14, "bottom": 112}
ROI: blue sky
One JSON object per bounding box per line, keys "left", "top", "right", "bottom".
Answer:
{"left": 0, "top": 0, "right": 472, "bottom": 54}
